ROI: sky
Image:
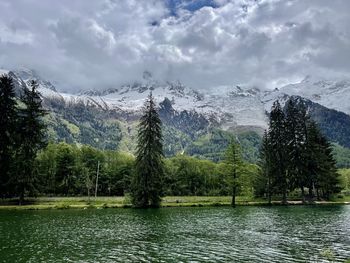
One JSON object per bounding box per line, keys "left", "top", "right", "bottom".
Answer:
{"left": 0, "top": 0, "right": 349, "bottom": 92}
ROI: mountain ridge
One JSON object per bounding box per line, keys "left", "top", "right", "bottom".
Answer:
{"left": 2, "top": 68, "right": 350, "bottom": 164}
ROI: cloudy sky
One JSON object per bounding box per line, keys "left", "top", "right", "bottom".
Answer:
{"left": 0, "top": 0, "right": 349, "bottom": 92}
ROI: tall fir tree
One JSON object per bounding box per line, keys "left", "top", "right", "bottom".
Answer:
{"left": 258, "top": 131, "right": 273, "bottom": 204}
{"left": 132, "top": 93, "right": 164, "bottom": 208}
{"left": 308, "top": 123, "right": 341, "bottom": 199}
{"left": 13, "top": 80, "right": 47, "bottom": 204}
{"left": 269, "top": 101, "right": 288, "bottom": 204}
{"left": 317, "top": 137, "right": 341, "bottom": 199}
{"left": 224, "top": 138, "right": 244, "bottom": 206}
{"left": 305, "top": 120, "right": 324, "bottom": 200}
{"left": 285, "top": 97, "right": 309, "bottom": 202}
{"left": 0, "top": 75, "right": 18, "bottom": 197}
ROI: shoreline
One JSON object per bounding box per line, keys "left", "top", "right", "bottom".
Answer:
{"left": 0, "top": 196, "right": 349, "bottom": 210}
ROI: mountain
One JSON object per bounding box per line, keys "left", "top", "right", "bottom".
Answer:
{"left": 59, "top": 73, "right": 268, "bottom": 134}
{"left": 276, "top": 75, "right": 350, "bottom": 115}
{"left": 1, "top": 68, "right": 350, "bottom": 165}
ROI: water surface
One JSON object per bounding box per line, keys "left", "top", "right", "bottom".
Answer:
{"left": 0, "top": 206, "right": 349, "bottom": 262}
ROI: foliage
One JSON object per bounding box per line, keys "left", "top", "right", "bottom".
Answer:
{"left": 338, "top": 169, "right": 350, "bottom": 193}
{"left": 35, "top": 142, "right": 135, "bottom": 196}
{"left": 44, "top": 97, "right": 122, "bottom": 150}
{"left": 224, "top": 139, "right": 244, "bottom": 206}
{"left": 185, "top": 129, "right": 261, "bottom": 163}
{"left": 331, "top": 143, "right": 350, "bottom": 168}
{"left": 13, "top": 81, "right": 47, "bottom": 204}
{"left": 131, "top": 93, "right": 164, "bottom": 207}
{"left": 0, "top": 75, "right": 17, "bottom": 197}
{"left": 257, "top": 98, "right": 341, "bottom": 202}
{"left": 28, "top": 93, "right": 350, "bottom": 168}
{"left": 0, "top": 78, "right": 47, "bottom": 203}
{"left": 32, "top": 143, "right": 262, "bottom": 199}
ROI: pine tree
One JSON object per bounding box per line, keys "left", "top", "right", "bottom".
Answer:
{"left": 304, "top": 120, "right": 320, "bottom": 200}
{"left": 285, "top": 98, "right": 309, "bottom": 202}
{"left": 131, "top": 93, "right": 164, "bottom": 208}
{"left": 224, "top": 138, "right": 243, "bottom": 207}
{"left": 307, "top": 121, "right": 340, "bottom": 199}
{"left": 258, "top": 131, "right": 273, "bottom": 204}
{"left": 0, "top": 75, "right": 18, "bottom": 198}
{"left": 318, "top": 139, "right": 341, "bottom": 199}
{"left": 13, "top": 80, "right": 47, "bottom": 204}
{"left": 269, "top": 101, "right": 288, "bottom": 204}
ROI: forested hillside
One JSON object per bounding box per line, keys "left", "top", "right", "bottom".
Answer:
{"left": 41, "top": 95, "right": 350, "bottom": 167}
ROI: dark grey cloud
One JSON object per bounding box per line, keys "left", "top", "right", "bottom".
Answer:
{"left": 0, "top": 0, "right": 349, "bottom": 92}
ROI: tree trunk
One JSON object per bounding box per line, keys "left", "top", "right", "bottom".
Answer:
{"left": 281, "top": 170, "right": 287, "bottom": 205}
{"left": 268, "top": 193, "right": 272, "bottom": 205}
{"left": 308, "top": 184, "right": 314, "bottom": 202}
{"left": 19, "top": 188, "right": 24, "bottom": 206}
{"left": 282, "top": 191, "right": 287, "bottom": 204}
{"left": 301, "top": 186, "right": 305, "bottom": 204}
{"left": 231, "top": 169, "right": 236, "bottom": 207}
{"left": 267, "top": 173, "right": 272, "bottom": 205}
{"left": 231, "top": 186, "right": 236, "bottom": 207}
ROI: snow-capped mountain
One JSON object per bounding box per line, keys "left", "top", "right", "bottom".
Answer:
{"left": 73, "top": 82, "right": 268, "bottom": 131}
{"left": 2, "top": 68, "right": 350, "bottom": 134}
{"left": 0, "top": 68, "right": 60, "bottom": 98}
{"left": 6, "top": 69, "right": 267, "bottom": 132}
{"left": 268, "top": 76, "right": 350, "bottom": 115}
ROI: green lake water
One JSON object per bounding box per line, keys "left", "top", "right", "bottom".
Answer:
{"left": 0, "top": 206, "right": 349, "bottom": 262}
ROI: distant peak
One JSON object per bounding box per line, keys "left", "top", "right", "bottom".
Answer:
{"left": 13, "top": 67, "right": 39, "bottom": 79}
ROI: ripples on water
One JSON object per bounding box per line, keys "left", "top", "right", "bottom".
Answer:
{"left": 0, "top": 206, "right": 349, "bottom": 262}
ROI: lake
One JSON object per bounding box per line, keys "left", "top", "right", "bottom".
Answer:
{"left": 0, "top": 206, "right": 349, "bottom": 262}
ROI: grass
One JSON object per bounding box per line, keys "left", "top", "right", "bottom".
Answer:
{"left": 330, "top": 194, "right": 350, "bottom": 202}
{"left": 0, "top": 195, "right": 349, "bottom": 210}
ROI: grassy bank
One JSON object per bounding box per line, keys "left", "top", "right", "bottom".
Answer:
{"left": 0, "top": 195, "right": 349, "bottom": 210}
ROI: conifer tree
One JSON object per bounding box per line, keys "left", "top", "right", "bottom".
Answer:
{"left": 258, "top": 131, "right": 273, "bottom": 204}
{"left": 131, "top": 93, "right": 164, "bottom": 208}
{"left": 224, "top": 138, "right": 243, "bottom": 207}
{"left": 304, "top": 120, "right": 320, "bottom": 200}
{"left": 0, "top": 75, "right": 17, "bottom": 197}
{"left": 285, "top": 98, "right": 309, "bottom": 202}
{"left": 269, "top": 101, "right": 288, "bottom": 204}
{"left": 317, "top": 139, "right": 341, "bottom": 199}
{"left": 13, "top": 80, "right": 47, "bottom": 204}
{"left": 309, "top": 125, "right": 341, "bottom": 199}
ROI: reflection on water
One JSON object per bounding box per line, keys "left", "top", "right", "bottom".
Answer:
{"left": 0, "top": 206, "right": 349, "bottom": 262}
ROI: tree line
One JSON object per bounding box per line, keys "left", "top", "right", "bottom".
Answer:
{"left": 5, "top": 141, "right": 258, "bottom": 202}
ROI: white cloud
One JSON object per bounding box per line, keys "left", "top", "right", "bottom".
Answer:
{"left": 0, "top": 0, "right": 349, "bottom": 91}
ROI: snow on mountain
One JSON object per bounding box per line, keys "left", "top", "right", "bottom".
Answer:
{"left": 12, "top": 68, "right": 63, "bottom": 99}
{"left": 264, "top": 75, "right": 350, "bottom": 115}
{"left": 66, "top": 78, "right": 268, "bottom": 131}
{"left": 2, "top": 68, "right": 350, "bottom": 133}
